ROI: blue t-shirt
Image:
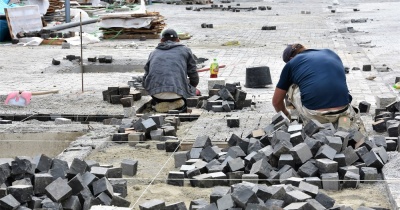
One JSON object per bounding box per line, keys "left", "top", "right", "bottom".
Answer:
{"left": 276, "top": 49, "right": 351, "bottom": 110}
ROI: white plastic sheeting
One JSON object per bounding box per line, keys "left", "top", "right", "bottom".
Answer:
{"left": 25, "top": 0, "right": 49, "bottom": 15}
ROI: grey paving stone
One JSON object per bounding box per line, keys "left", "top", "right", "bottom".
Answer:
{"left": 200, "top": 146, "right": 218, "bottom": 162}
{"left": 242, "top": 174, "right": 258, "bottom": 184}
{"left": 67, "top": 173, "right": 86, "bottom": 196}
{"left": 362, "top": 150, "right": 384, "bottom": 169}
{"left": 250, "top": 158, "right": 272, "bottom": 179}
{"left": 67, "top": 158, "right": 89, "bottom": 177}
{"left": 45, "top": 177, "right": 73, "bottom": 202}
{"left": 315, "top": 144, "right": 337, "bottom": 160}
{"left": 321, "top": 173, "right": 339, "bottom": 191}
{"left": 315, "top": 192, "right": 335, "bottom": 209}
{"left": 192, "top": 135, "right": 212, "bottom": 148}
{"left": 139, "top": 199, "right": 166, "bottom": 210}
{"left": 290, "top": 142, "right": 313, "bottom": 165}
{"left": 298, "top": 181, "right": 319, "bottom": 197}
{"left": 121, "top": 159, "right": 138, "bottom": 176}
{"left": 62, "top": 195, "right": 81, "bottom": 210}
{"left": 174, "top": 151, "right": 188, "bottom": 168}
{"left": 298, "top": 161, "right": 318, "bottom": 177}
{"left": 32, "top": 154, "right": 52, "bottom": 173}
{"left": 316, "top": 159, "right": 338, "bottom": 174}
{"left": 167, "top": 171, "right": 185, "bottom": 187}
{"left": 92, "top": 177, "right": 114, "bottom": 197}
{"left": 33, "top": 173, "right": 53, "bottom": 195}
{"left": 165, "top": 201, "right": 187, "bottom": 210}
{"left": 360, "top": 167, "right": 378, "bottom": 184}
{"left": 0, "top": 194, "right": 20, "bottom": 209}
{"left": 341, "top": 171, "right": 360, "bottom": 189}
{"left": 231, "top": 184, "right": 259, "bottom": 208}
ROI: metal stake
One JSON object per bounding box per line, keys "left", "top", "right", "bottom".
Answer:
{"left": 80, "top": 12, "right": 84, "bottom": 93}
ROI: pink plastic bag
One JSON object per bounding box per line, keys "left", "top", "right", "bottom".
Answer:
{"left": 4, "top": 91, "right": 32, "bottom": 106}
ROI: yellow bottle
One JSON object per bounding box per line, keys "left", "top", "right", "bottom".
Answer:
{"left": 210, "top": 58, "right": 219, "bottom": 78}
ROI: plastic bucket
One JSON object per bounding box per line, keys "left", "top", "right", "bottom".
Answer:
{"left": 245, "top": 66, "right": 273, "bottom": 88}
{"left": 0, "top": 19, "right": 11, "bottom": 42}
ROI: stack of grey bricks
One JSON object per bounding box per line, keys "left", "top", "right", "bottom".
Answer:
{"left": 166, "top": 111, "right": 388, "bottom": 209}
{"left": 370, "top": 100, "right": 400, "bottom": 146}
{"left": 0, "top": 155, "right": 132, "bottom": 210}
{"left": 187, "top": 82, "right": 252, "bottom": 112}
{"left": 108, "top": 114, "right": 184, "bottom": 152}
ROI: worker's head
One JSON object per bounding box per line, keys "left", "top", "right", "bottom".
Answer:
{"left": 282, "top": 43, "right": 306, "bottom": 63}
{"left": 161, "top": 28, "right": 179, "bottom": 42}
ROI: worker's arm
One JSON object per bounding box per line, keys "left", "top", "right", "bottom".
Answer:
{"left": 272, "top": 87, "right": 290, "bottom": 117}
{"left": 143, "top": 55, "right": 151, "bottom": 85}
{"left": 187, "top": 50, "right": 199, "bottom": 87}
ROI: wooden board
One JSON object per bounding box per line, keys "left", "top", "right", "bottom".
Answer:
{"left": 41, "top": 38, "right": 64, "bottom": 45}
{"left": 5, "top": 6, "right": 43, "bottom": 39}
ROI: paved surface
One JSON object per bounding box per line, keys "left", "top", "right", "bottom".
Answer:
{"left": 1, "top": 0, "right": 400, "bottom": 208}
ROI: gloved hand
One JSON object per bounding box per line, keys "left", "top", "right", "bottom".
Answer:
{"left": 196, "top": 89, "right": 201, "bottom": 96}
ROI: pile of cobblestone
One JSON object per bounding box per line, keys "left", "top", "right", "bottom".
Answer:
{"left": 163, "top": 111, "right": 391, "bottom": 209}
{"left": 0, "top": 155, "right": 138, "bottom": 209}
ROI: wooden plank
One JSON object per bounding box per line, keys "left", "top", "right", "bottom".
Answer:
{"left": 103, "top": 34, "right": 160, "bottom": 39}
{"left": 4, "top": 9, "right": 14, "bottom": 39}
{"left": 180, "top": 142, "right": 228, "bottom": 151}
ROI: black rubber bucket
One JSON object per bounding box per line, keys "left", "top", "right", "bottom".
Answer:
{"left": 245, "top": 66, "right": 272, "bottom": 88}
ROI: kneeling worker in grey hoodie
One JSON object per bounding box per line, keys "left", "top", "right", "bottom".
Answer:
{"left": 143, "top": 28, "right": 200, "bottom": 113}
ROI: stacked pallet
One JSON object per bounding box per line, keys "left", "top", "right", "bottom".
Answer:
{"left": 100, "top": 11, "right": 166, "bottom": 39}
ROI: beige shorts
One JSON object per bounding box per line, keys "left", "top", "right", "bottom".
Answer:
{"left": 287, "top": 84, "right": 358, "bottom": 125}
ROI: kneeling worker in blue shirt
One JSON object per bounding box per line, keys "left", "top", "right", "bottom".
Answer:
{"left": 272, "top": 43, "right": 359, "bottom": 127}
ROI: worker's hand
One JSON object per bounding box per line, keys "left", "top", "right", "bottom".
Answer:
{"left": 196, "top": 89, "right": 201, "bottom": 96}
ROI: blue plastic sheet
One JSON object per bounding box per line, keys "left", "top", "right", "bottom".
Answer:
{"left": 1, "top": 0, "right": 17, "bottom": 15}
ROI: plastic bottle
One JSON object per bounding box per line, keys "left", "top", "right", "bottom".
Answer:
{"left": 210, "top": 58, "right": 219, "bottom": 78}
{"left": 394, "top": 82, "right": 400, "bottom": 89}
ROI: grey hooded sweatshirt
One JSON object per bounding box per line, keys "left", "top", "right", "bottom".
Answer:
{"left": 143, "top": 40, "right": 199, "bottom": 99}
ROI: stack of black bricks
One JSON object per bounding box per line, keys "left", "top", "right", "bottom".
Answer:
{"left": 192, "top": 1, "right": 272, "bottom": 12}
{"left": 165, "top": 111, "right": 390, "bottom": 209}
{"left": 87, "top": 55, "right": 113, "bottom": 63}
{"left": 187, "top": 82, "right": 251, "bottom": 112}
{"left": 102, "top": 86, "right": 141, "bottom": 105}
{"left": 368, "top": 99, "right": 400, "bottom": 139}
{"left": 0, "top": 155, "right": 135, "bottom": 209}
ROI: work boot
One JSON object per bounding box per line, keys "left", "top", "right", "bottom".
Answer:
{"left": 154, "top": 99, "right": 185, "bottom": 113}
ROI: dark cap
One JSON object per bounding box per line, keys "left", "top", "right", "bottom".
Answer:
{"left": 161, "top": 28, "right": 178, "bottom": 39}
{"left": 282, "top": 44, "right": 293, "bottom": 63}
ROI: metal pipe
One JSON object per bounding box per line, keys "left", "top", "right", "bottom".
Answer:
{"left": 65, "top": 0, "right": 71, "bottom": 23}
{"left": 43, "top": 18, "right": 99, "bottom": 31}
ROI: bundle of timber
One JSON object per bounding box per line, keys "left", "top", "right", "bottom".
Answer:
{"left": 99, "top": 11, "right": 166, "bottom": 39}
{"left": 46, "top": 0, "right": 64, "bottom": 15}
